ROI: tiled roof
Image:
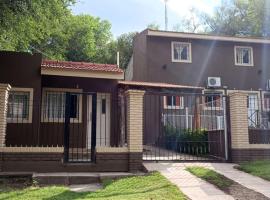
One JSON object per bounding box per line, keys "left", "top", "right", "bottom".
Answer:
{"left": 118, "top": 80, "right": 203, "bottom": 89}
{"left": 41, "top": 60, "right": 123, "bottom": 74}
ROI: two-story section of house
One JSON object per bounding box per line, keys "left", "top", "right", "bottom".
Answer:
{"left": 126, "top": 29, "right": 270, "bottom": 91}
{"left": 126, "top": 29, "right": 270, "bottom": 129}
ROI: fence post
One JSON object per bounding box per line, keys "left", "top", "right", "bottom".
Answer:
{"left": 125, "top": 90, "right": 145, "bottom": 172}
{"left": 64, "top": 92, "right": 71, "bottom": 162}
{"left": 229, "top": 92, "right": 249, "bottom": 149}
{"left": 0, "top": 84, "right": 11, "bottom": 147}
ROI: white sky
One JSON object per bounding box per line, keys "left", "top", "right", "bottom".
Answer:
{"left": 164, "top": 0, "right": 220, "bottom": 17}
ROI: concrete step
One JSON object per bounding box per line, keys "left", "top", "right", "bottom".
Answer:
{"left": 33, "top": 172, "right": 137, "bottom": 185}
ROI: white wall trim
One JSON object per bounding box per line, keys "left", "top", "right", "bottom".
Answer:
{"left": 41, "top": 68, "right": 124, "bottom": 80}
{"left": 171, "top": 41, "right": 192, "bottom": 63}
{"left": 96, "top": 147, "right": 128, "bottom": 153}
{"left": 234, "top": 46, "right": 254, "bottom": 67}
{"left": 148, "top": 29, "right": 270, "bottom": 44}
{"left": 0, "top": 147, "right": 64, "bottom": 153}
{"left": 41, "top": 87, "right": 83, "bottom": 123}
{"left": 7, "top": 87, "right": 34, "bottom": 124}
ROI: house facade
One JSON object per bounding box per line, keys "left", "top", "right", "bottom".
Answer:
{"left": 126, "top": 29, "right": 270, "bottom": 162}
{"left": 0, "top": 51, "right": 204, "bottom": 173}
{"left": 0, "top": 51, "right": 141, "bottom": 172}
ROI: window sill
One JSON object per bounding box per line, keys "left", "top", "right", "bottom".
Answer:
{"left": 41, "top": 119, "right": 82, "bottom": 123}
{"left": 7, "top": 118, "right": 32, "bottom": 123}
{"left": 235, "top": 63, "right": 254, "bottom": 67}
{"left": 203, "top": 107, "right": 223, "bottom": 111}
{"left": 172, "top": 59, "right": 192, "bottom": 63}
{"left": 164, "top": 106, "right": 184, "bottom": 110}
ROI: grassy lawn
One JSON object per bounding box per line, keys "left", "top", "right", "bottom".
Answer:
{"left": 236, "top": 160, "right": 270, "bottom": 181}
{"left": 186, "top": 166, "right": 233, "bottom": 189}
{"left": 0, "top": 172, "right": 187, "bottom": 200}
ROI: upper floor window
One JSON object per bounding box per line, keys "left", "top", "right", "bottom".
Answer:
{"left": 171, "top": 42, "right": 192, "bottom": 63}
{"left": 7, "top": 88, "right": 33, "bottom": 123}
{"left": 234, "top": 46, "right": 253, "bottom": 66}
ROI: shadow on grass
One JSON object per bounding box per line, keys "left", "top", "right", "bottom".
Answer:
{"left": 43, "top": 185, "right": 172, "bottom": 200}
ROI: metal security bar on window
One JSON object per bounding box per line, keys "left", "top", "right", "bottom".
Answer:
{"left": 7, "top": 91, "right": 30, "bottom": 122}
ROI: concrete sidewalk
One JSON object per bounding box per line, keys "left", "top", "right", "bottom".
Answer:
{"left": 144, "top": 162, "right": 234, "bottom": 200}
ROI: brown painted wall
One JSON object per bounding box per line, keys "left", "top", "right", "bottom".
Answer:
{"left": 132, "top": 30, "right": 148, "bottom": 81}
{"left": 4, "top": 66, "right": 121, "bottom": 147}
{"left": 41, "top": 76, "right": 120, "bottom": 147}
{"left": 0, "top": 152, "right": 141, "bottom": 172}
{"left": 132, "top": 32, "right": 270, "bottom": 90}
{"left": 0, "top": 51, "right": 42, "bottom": 146}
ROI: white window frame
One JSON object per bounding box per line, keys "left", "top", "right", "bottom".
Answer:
{"left": 41, "top": 88, "right": 83, "bottom": 123}
{"left": 203, "top": 89, "right": 224, "bottom": 110}
{"left": 263, "top": 91, "right": 270, "bottom": 111}
{"left": 171, "top": 41, "right": 192, "bottom": 63}
{"left": 234, "top": 46, "right": 254, "bottom": 66}
{"left": 163, "top": 96, "right": 184, "bottom": 109}
{"left": 7, "top": 87, "right": 34, "bottom": 123}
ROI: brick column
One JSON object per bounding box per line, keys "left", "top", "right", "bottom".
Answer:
{"left": 229, "top": 92, "right": 249, "bottom": 149}
{"left": 0, "top": 84, "right": 11, "bottom": 147}
{"left": 125, "top": 90, "right": 145, "bottom": 172}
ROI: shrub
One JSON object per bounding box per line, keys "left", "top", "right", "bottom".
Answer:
{"left": 162, "top": 125, "right": 209, "bottom": 154}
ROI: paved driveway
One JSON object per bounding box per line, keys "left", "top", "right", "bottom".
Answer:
{"left": 144, "top": 162, "right": 234, "bottom": 200}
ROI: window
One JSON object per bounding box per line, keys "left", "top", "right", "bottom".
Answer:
{"left": 42, "top": 88, "right": 82, "bottom": 122}
{"left": 264, "top": 93, "right": 270, "bottom": 111}
{"left": 235, "top": 46, "right": 253, "bottom": 66}
{"left": 171, "top": 42, "right": 192, "bottom": 63}
{"left": 7, "top": 88, "right": 33, "bottom": 123}
{"left": 204, "top": 92, "right": 222, "bottom": 109}
{"left": 164, "top": 96, "right": 184, "bottom": 109}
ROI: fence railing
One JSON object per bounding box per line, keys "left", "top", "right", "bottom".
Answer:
{"left": 5, "top": 92, "right": 127, "bottom": 149}
{"left": 143, "top": 92, "right": 227, "bottom": 161}
{"left": 247, "top": 95, "right": 270, "bottom": 144}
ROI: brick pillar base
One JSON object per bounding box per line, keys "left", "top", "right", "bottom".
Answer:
{"left": 129, "top": 152, "right": 143, "bottom": 172}
{"left": 125, "top": 90, "right": 145, "bottom": 172}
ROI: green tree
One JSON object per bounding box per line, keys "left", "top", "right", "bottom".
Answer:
{"left": 116, "top": 32, "right": 137, "bottom": 69}
{"left": 201, "top": 0, "right": 270, "bottom": 37}
{"left": 64, "top": 15, "right": 112, "bottom": 62}
{"left": 0, "top": 0, "right": 75, "bottom": 51}
{"left": 173, "top": 8, "right": 203, "bottom": 33}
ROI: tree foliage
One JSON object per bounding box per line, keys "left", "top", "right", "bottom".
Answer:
{"left": 173, "top": 8, "right": 202, "bottom": 33}
{"left": 0, "top": 0, "right": 75, "bottom": 50}
{"left": 201, "top": 0, "right": 270, "bottom": 37}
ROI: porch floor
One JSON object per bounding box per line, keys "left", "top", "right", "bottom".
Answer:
{"left": 143, "top": 145, "right": 215, "bottom": 161}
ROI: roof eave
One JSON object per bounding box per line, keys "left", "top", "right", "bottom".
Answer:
{"left": 147, "top": 29, "right": 270, "bottom": 44}
{"left": 41, "top": 68, "right": 124, "bottom": 80}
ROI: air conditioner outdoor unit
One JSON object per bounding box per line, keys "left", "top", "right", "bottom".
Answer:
{"left": 207, "top": 77, "right": 221, "bottom": 88}
{"left": 266, "top": 79, "right": 270, "bottom": 90}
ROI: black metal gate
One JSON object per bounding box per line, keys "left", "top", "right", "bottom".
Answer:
{"left": 143, "top": 92, "right": 229, "bottom": 162}
{"left": 64, "top": 92, "right": 97, "bottom": 162}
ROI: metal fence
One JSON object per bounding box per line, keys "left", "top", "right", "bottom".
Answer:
{"left": 6, "top": 91, "right": 127, "bottom": 162}
{"left": 247, "top": 94, "right": 270, "bottom": 144}
{"left": 143, "top": 92, "right": 228, "bottom": 161}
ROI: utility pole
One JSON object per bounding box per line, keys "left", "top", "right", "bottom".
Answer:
{"left": 164, "top": 0, "right": 168, "bottom": 31}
